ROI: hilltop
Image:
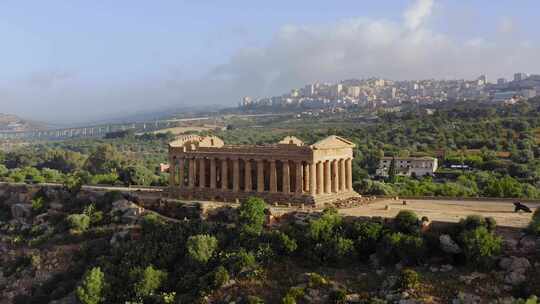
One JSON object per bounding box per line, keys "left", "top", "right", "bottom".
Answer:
{"left": 0, "top": 114, "right": 46, "bottom": 133}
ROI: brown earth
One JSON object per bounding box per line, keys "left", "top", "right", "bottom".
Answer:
{"left": 339, "top": 198, "right": 539, "bottom": 228}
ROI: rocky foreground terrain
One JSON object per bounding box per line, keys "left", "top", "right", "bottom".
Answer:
{"left": 0, "top": 183, "right": 539, "bottom": 303}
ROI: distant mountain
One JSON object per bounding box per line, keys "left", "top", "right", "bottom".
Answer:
{"left": 0, "top": 113, "right": 47, "bottom": 132}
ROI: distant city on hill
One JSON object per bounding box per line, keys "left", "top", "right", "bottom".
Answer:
{"left": 239, "top": 73, "right": 540, "bottom": 111}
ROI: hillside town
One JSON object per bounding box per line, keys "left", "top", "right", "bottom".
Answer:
{"left": 239, "top": 73, "right": 540, "bottom": 111}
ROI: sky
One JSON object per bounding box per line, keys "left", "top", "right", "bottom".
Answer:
{"left": 0, "top": 0, "right": 539, "bottom": 123}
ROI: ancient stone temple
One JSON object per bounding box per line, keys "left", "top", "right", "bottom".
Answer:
{"left": 168, "top": 135, "right": 360, "bottom": 206}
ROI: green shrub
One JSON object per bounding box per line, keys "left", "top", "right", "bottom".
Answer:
{"left": 31, "top": 197, "right": 46, "bottom": 214}
{"left": 527, "top": 209, "right": 540, "bottom": 235}
{"left": 282, "top": 295, "right": 296, "bottom": 304}
{"left": 76, "top": 267, "right": 105, "bottom": 304}
{"left": 459, "top": 215, "right": 486, "bottom": 231}
{"left": 308, "top": 273, "right": 328, "bottom": 288}
{"left": 64, "top": 175, "right": 83, "bottom": 194}
{"left": 213, "top": 266, "right": 230, "bottom": 288}
{"left": 238, "top": 197, "right": 267, "bottom": 237}
{"left": 90, "top": 172, "right": 119, "bottom": 185}
{"left": 394, "top": 210, "right": 419, "bottom": 234}
{"left": 186, "top": 234, "right": 218, "bottom": 264}
{"left": 133, "top": 265, "right": 168, "bottom": 299}
{"left": 379, "top": 232, "right": 426, "bottom": 265}
{"left": 461, "top": 226, "right": 502, "bottom": 269}
{"left": 485, "top": 216, "right": 497, "bottom": 232}
{"left": 269, "top": 231, "right": 298, "bottom": 255}
{"left": 353, "top": 221, "right": 383, "bottom": 256}
{"left": 308, "top": 208, "right": 342, "bottom": 242}
{"left": 399, "top": 268, "right": 420, "bottom": 290}
{"left": 282, "top": 287, "right": 305, "bottom": 304}
{"left": 514, "top": 296, "right": 538, "bottom": 304}
{"left": 67, "top": 214, "right": 90, "bottom": 233}
{"left": 245, "top": 295, "right": 265, "bottom": 304}
{"left": 83, "top": 204, "right": 103, "bottom": 225}
{"left": 329, "top": 289, "right": 347, "bottom": 304}
{"left": 224, "top": 249, "right": 257, "bottom": 274}
{"left": 332, "top": 236, "right": 355, "bottom": 260}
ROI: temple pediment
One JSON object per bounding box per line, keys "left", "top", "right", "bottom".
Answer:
{"left": 278, "top": 136, "right": 304, "bottom": 146}
{"left": 169, "top": 135, "right": 224, "bottom": 149}
{"left": 311, "top": 135, "right": 355, "bottom": 149}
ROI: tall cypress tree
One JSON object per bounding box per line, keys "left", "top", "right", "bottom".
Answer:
{"left": 388, "top": 157, "right": 397, "bottom": 183}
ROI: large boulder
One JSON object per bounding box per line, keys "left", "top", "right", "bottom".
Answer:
{"left": 504, "top": 271, "right": 527, "bottom": 286}
{"left": 110, "top": 230, "right": 130, "bottom": 246}
{"left": 11, "top": 203, "right": 32, "bottom": 221}
{"left": 518, "top": 235, "right": 539, "bottom": 254}
{"left": 440, "top": 234, "right": 462, "bottom": 254}
{"left": 452, "top": 292, "right": 481, "bottom": 304}
{"left": 499, "top": 256, "right": 531, "bottom": 272}
{"left": 500, "top": 256, "right": 531, "bottom": 286}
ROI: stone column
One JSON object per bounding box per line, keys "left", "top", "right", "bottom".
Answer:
{"left": 198, "top": 158, "right": 206, "bottom": 188}
{"left": 304, "top": 163, "right": 310, "bottom": 192}
{"left": 324, "top": 160, "right": 331, "bottom": 194}
{"left": 257, "top": 160, "right": 264, "bottom": 192}
{"left": 244, "top": 159, "right": 252, "bottom": 192}
{"left": 233, "top": 159, "right": 240, "bottom": 192}
{"left": 188, "top": 158, "right": 195, "bottom": 188}
{"left": 269, "top": 160, "right": 277, "bottom": 193}
{"left": 169, "top": 156, "right": 176, "bottom": 186}
{"left": 221, "top": 159, "right": 228, "bottom": 191}
{"left": 178, "top": 158, "right": 185, "bottom": 187}
{"left": 316, "top": 161, "right": 323, "bottom": 195}
{"left": 346, "top": 158, "right": 353, "bottom": 190}
{"left": 210, "top": 158, "right": 216, "bottom": 189}
{"left": 332, "top": 159, "right": 339, "bottom": 193}
{"left": 339, "top": 158, "right": 346, "bottom": 192}
{"left": 295, "top": 161, "right": 303, "bottom": 195}
{"left": 282, "top": 161, "right": 290, "bottom": 193}
{"left": 309, "top": 162, "right": 317, "bottom": 195}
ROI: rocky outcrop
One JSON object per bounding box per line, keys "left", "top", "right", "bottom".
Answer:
{"left": 111, "top": 199, "right": 146, "bottom": 225}
{"left": 11, "top": 203, "right": 32, "bottom": 222}
{"left": 499, "top": 256, "right": 531, "bottom": 286}
{"left": 439, "top": 234, "right": 461, "bottom": 254}
{"left": 452, "top": 292, "right": 481, "bottom": 304}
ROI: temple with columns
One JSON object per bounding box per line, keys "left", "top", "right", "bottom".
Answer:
{"left": 168, "top": 135, "right": 360, "bottom": 206}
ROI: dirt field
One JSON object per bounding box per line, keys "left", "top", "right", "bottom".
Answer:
{"left": 339, "top": 198, "right": 539, "bottom": 228}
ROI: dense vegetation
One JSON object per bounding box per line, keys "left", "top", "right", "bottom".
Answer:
{"left": 1, "top": 98, "right": 540, "bottom": 199}
{"left": 0, "top": 132, "right": 172, "bottom": 187}
{"left": 12, "top": 192, "right": 535, "bottom": 303}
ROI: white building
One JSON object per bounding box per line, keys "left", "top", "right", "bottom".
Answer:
{"left": 514, "top": 73, "right": 529, "bottom": 82}
{"left": 331, "top": 84, "right": 343, "bottom": 97}
{"left": 347, "top": 86, "right": 361, "bottom": 98}
{"left": 376, "top": 157, "right": 438, "bottom": 177}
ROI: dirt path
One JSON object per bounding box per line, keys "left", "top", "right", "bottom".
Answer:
{"left": 339, "top": 198, "right": 539, "bottom": 228}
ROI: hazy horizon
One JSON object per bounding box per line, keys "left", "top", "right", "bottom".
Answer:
{"left": 1, "top": 0, "right": 539, "bottom": 123}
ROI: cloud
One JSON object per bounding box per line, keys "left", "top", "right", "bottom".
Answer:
{"left": 5, "top": 0, "right": 540, "bottom": 123}
{"left": 403, "top": 0, "right": 434, "bottom": 30}
{"left": 27, "top": 70, "right": 77, "bottom": 89}
{"left": 498, "top": 17, "right": 514, "bottom": 34}
{"left": 179, "top": 0, "right": 539, "bottom": 103}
